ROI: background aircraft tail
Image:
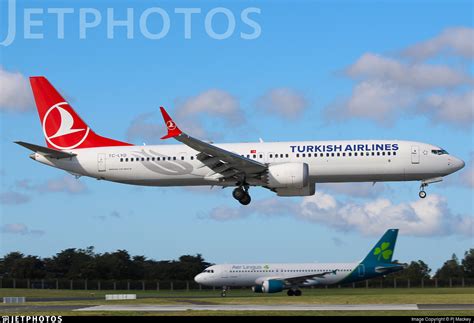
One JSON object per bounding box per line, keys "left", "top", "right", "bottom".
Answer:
{"left": 29, "top": 77, "right": 131, "bottom": 150}
{"left": 361, "top": 229, "right": 399, "bottom": 266}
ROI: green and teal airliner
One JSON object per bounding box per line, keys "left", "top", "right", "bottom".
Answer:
{"left": 194, "top": 229, "right": 405, "bottom": 296}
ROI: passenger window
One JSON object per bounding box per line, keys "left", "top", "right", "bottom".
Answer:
{"left": 191, "top": 156, "right": 194, "bottom": 160}
{"left": 296, "top": 154, "right": 299, "bottom": 158}
{"left": 308, "top": 153, "right": 312, "bottom": 157}
{"left": 371, "top": 152, "right": 374, "bottom": 156}
{"left": 342, "top": 153, "right": 345, "bottom": 157}
{"left": 349, "top": 152, "right": 352, "bottom": 157}
{"left": 259, "top": 154, "right": 263, "bottom": 158}
{"left": 387, "top": 151, "right": 391, "bottom": 156}
{"left": 377, "top": 152, "right": 380, "bottom": 156}
{"left": 146, "top": 157, "right": 150, "bottom": 161}
{"left": 286, "top": 154, "right": 289, "bottom": 158}
{"left": 275, "top": 154, "right": 278, "bottom": 158}
{"left": 320, "top": 153, "right": 323, "bottom": 157}
{"left": 302, "top": 153, "right": 306, "bottom": 157}
{"left": 270, "top": 154, "right": 273, "bottom": 158}
{"left": 120, "top": 158, "right": 123, "bottom": 162}
{"left": 337, "top": 153, "right": 340, "bottom": 157}
{"left": 131, "top": 158, "right": 134, "bottom": 162}
{"left": 354, "top": 152, "right": 358, "bottom": 157}
{"left": 393, "top": 152, "right": 397, "bottom": 156}
{"left": 173, "top": 157, "right": 177, "bottom": 160}
{"left": 331, "top": 153, "right": 334, "bottom": 157}
{"left": 280, "top": 154, "right": 284, "bottom": 158}
{"left": 326, "top": 153, "right": 329, "bottom": 157}
{"left": 253, "top": 154, "right": 256, "bottom": 159}
{"left": 366, "top": 152, "right": 369, "bottom": 156}
{"left": 247, "top": 154, "right": 250, "bottom": 158}
{"left": 382, "top": 152, "right": 386, "bottom": 156}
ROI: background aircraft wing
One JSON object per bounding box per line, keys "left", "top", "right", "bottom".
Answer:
{"left": 159, "top": 107, "right": 267, "bottom": 181}
{"left": 281, "top": 270, "right": 339, "bottom": 286}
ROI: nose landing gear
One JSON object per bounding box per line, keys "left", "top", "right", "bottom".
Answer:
{"left": 418, "top": 177, "right": 443, "bottom": 199}
{"left": 233, "top": 186, "right": 251, "bottom": 205}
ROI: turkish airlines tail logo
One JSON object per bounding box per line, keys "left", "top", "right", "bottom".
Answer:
{"left": 43, "top": 102, "right": 90, "bottom": 150}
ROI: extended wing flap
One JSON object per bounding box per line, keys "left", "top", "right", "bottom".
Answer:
{"left": 15, "top": 141, "right": 76, "bottom": 159}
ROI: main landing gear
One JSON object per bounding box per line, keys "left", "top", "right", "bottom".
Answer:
{"left": 233, "top": 186, "right": 251, "bottom": 205}
{"left": 287, "top": 289, "right": 302, "bottom": 296}
{"left": 221, "top": 286, "right": 228, "bottom": 297}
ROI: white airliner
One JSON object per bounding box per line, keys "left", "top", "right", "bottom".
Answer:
{"left": 16, "top": 77, "right": 465, "bottom": 205}
{"left": 194, "top": 229, "right": 404, "bottom": 296}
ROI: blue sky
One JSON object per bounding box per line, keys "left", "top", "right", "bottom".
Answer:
{"left": 0, "top": 0, "right": 473, "bottom": 273}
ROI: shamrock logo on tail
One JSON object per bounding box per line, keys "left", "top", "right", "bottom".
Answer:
{"left": 373, "top": 242, "right": 393, "bottom": 261}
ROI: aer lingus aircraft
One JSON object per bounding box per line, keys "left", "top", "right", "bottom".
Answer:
{"left": 16, "top": 77, "right": 465, "bottom": 205}
{"left": 194, "top": 229, "right": 404, "bottom": 296}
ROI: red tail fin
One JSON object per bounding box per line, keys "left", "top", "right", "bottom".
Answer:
{"left": 30, "top": 77, "right": 132, "bottom": 150}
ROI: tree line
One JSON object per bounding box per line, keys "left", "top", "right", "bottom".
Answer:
{"left": 0, "top": 247, "right": 211, "bottom": 280}
{"left": 0, "top": 247, "right": 472, "bottom": 281}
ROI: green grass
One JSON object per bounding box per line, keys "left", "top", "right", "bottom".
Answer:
{"left": 1, "top": 288, "right": 472, "bottom": 316}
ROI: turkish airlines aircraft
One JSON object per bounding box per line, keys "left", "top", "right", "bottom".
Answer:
{"left": 194, "top": 229, "right": 404, "bottom": 296}
{"left": 17, "top": 77, "right": 465, "bottom": 205}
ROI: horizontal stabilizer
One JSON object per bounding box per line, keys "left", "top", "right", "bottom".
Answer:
{"left": 14, "top": 141, "right": 76, "bottom": 159}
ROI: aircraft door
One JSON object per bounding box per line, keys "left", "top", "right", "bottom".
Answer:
{"left": 411, "top": 146, "right": 420, "bottom": 164}
{"left": 358, "top": 264, "right": 365, "bottom": 277}
{"left": 98, "top": 153, "right": 106, "bottom": 172}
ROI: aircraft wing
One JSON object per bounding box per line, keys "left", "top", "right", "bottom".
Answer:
{"left": 281, "top": 270, "right": 339, "bottom": 286}
{"left": 14, "top": 141, "right": 76, "bottom": 159}
{"left": 159, "top": 107, "right": 267, "bottom": 181}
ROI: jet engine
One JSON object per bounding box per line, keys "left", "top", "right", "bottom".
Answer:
{"left": 265, "top": 162, "right": 309, "bottom": 189}
{"left": 261, "top": 279, "right": 284, "bottom": 293}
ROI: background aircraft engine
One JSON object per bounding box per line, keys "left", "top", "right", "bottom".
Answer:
{"left": 261, "top": 279, "right": 285, "bottom": 293}
{"left": 252, "top": 285, "right": 264, "bottom": 293}
{"left": 266, "top": 162, "right": 309, "bottom": 189}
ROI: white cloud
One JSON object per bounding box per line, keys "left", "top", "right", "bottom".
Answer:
{"left": 403, "top": 27, "right": 474, "bottom": 60}
{"left": 256, "top": 88, "right": 309, "bottom": 119}
{"left": 0, "top": 66, "right": 34, "bottom": 112}
{"left": 126, "top": 112, "right": 165, "bottom": 143}
{"left": 326, "top": 80, "right": 415, "bottom": 123}
{"left": 459, "top": 154, "right": 474, "bottom": 188}
{"left": 1, "top": 223, "right": 45, "bottom": 236}
{"left": 0, "top": 191, "right": 31, "bottom": 205}
{"left": 175, "top": 89, "right": 244, "bottom": 125}
{"left": 318, "top": 182, "right": 386, "bottom": 198}
{"left": 205, "top": 192, "right": 472, "bottom": 237}
{"left": 39, "top": 176, "right": 87, "bottom": 194}
{"left": 346, "top": 53, "right": 470, "bottom": 89}
{"left": 324, "top": 28, "right": 474, "bottom": 128}
{"left": 418, "top": 91, "right": 474, "bottom": 127}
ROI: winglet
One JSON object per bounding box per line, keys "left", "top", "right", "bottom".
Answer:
{"left": 159, "top": 107, "right": 182, "bottom": 139}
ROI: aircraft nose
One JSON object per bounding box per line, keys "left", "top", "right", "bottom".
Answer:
{"left": 194, "top": 273, "right": 204, "bottom": 284}
{"left": 453, "top": 158, "right": 465, "bottom": 172}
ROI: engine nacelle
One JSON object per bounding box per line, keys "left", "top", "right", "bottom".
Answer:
{"left": 266, "top": 163, "right": 309, "bottom": 189}
{"left": 252, "top": 285, "right": 263, "bottom": 293}
{"left": 261, "top": 279, "right": 284, "bottom": 293}
{"left": 275, "top": 183, "right": 316, "bottom": 196}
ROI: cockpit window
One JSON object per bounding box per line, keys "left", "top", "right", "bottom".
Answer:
{"left": 431, "top": 149, "right": 449, "bottom": 155}
{"left": 203, "top": 269, "right": 214, "bottom": 273}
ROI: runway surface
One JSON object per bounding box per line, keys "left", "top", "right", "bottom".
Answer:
{"left": 75, "top": 304, "right": 474, "bottom": 312}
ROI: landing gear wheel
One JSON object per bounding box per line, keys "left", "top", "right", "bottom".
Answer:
{"left": 294, "top": 289, "right": 302, "bottom": 296}
{"left": 233, "top": 187, "right": 245, "bottom": 200}
{"left": 221, "top": 286, "right": 228, "bottom": 297}
{"left": 419, "top": 190, "right": 427, "bottom": 199}
{"left": 238, "top": 194, "right": 251, "bottom": 205}
{"left": 287, "top": 289, "right": 295, "bottom": 296}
